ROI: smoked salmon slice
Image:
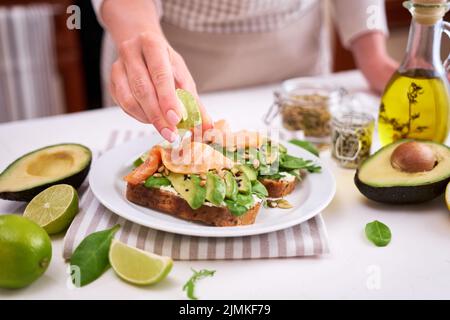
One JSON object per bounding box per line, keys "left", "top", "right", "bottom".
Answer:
{"left": 124, "top": 146, "right": 162, "bottom": 185}
{"left": 125, "top": 141, "right": 234, "bottom": 184}
{"left": 161, "top": 141, "right": 234, "bottom": 174}
{"left": 208, "top": 120, "right": 265, "bottom": 149}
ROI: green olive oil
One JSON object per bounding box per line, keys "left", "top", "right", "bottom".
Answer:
{"left": 378, "top": 69, "right": 450, "bottom": 145}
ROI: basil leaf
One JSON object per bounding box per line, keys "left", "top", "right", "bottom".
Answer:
{"left": 225, "top": 200, "right": 248, "bottom": 216}
{"left": 289, "top": 139, "right": 320, "bottom": 157}
{"left": 144, "top": 176, "right": 171, "bottom": 188}
{"left": 251, "top": 180, "right": 268, "bottom": 198}
{"left": 70, "top": 225, "right": 120, "bottom": 287}
{"left": 365, "top": 220, "right": 391, "bottom": 247}
{"left": 183, "top": 269, "right": 216, "bottom": 300}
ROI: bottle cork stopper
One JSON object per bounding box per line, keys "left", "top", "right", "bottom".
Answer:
{"left": 410, "top": 0, "right": 448, "bottom": 25}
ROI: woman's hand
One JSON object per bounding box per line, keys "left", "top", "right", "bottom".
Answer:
{"left": 351, "top": 31, "right": 399, "bottom": 94}
{"left": 101, "top": 0, "right": 211, "bottom": 142}
{"left": 110, "top": 32, "right": 211, "bottom": 141}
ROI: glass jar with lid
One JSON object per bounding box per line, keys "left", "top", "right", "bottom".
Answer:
{"left": 264, "top": 83, "right": 345, "bottom": 144}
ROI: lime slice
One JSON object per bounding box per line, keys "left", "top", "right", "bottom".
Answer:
{"left": 445, "top": 182, "right": 450, "bottom": 211}
{"left": 23, "top": 184, "right": 78, "bottom": 235}
{"left": 176, "top": 89, "right": 202, "bottom": 129}
{"left": 109, "top": 239, "right": 173, "bottom": 285}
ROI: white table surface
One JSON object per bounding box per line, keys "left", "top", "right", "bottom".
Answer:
{"left": 1, "top": 71, "right": 449, "bottom": 300}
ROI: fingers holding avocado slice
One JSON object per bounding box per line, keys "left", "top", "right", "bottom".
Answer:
{"left": 176, "top": 89, "right": 203, "bottom": 130}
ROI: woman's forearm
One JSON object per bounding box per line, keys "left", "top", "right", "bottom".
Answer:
{"left": 101, "top": 0, "right": 164, "bottom": 45}
{"left": 350, "top": 31, "right": 398, "bottom": 93}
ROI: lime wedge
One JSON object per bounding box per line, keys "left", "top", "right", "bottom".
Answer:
{"left": 176, "top": 89, "right": 202, "bottom": 129}
{"left": 109, "top": 239, "right": 173, "bottom": 285}
{"left": 23, "top": 184, "right": 78, "bottom": 235}
{"left": 445, "top": 182, "right": 450, "bottom": 211}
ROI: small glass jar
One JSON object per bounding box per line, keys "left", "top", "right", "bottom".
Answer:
{"left": 331, "top": 112, "right": 374, "bottom": 169}
{"left": 264, "top": 86, "right": 345, "bottom": 144}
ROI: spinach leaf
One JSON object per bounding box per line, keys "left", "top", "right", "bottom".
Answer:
{"left": 225, "top": 200, "right": 248, "bottom": 216}
{"left": 251, "top": 180, "right": 268, "bottom": 198}
{"left": 289, "top": 139, "right": 320, "bottom": 157}
{"left": 365, "top": 220, "right": 391, "bottom": 247}
{"left": 288, "top": 169, "right": 302, "bottom": 180}
{"left": 183, "top": 269, "right": 216, "bottom": 300}
{"left": 278, "top": 143, "right": 288, "bottom": 154}
{"left": 144, "top": 176, "right": 171, "bottom": 188}
{"left": 260, "top": 173, "right": 283, "bottom": 180}
{"left": 70, "top": 225, "right": 120, "bottom": 287}
{"left": 280, "top": 154, "right": 321, "bottom": 173}
{"left": 236, "top": 193, "right": 254, "bottom": 209}
{"left": 133, "top": 157, "right": 144, "bottom": 168}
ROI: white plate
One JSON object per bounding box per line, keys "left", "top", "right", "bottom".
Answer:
{"left": 89, "top": 136, "right": 336, "bottom": 237}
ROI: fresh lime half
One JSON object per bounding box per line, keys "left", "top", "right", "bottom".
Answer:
{"left": 109, "top": 239, "right": 173, "bottom": 286}
{"left": 176, "top": 88, "right": 202, "bottom": 129}
{"left": 23, "top": 184, "right": 78, "bottom": 235}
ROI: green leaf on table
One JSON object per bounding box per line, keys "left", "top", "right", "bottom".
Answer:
{"left": 183, "top": 269, "right": 216, "bottom": 300}
{"left": 289, "top": 139, "right": 320, "bottom": 157}
{"left": 70, "top": 224, "right": 120, "bottom": 287}
{"left": 365, "top": 220, "right": 391, "bottom": 247}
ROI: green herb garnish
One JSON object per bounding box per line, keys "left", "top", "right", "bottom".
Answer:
{"left": 365, "top": 220, "right": 391, "bottom": 247}
{"left": 183, "top": 269, "right": 216, "bottom": 300}
{"left": 70, "top": 225, "right": 120, "bottom": 287}
{"left": 289, "top": 139, "right": 320, "bottom": 157}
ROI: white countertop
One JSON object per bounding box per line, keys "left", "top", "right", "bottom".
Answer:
{"left": 1, "top": 71, "right": 449, "bottom": 300}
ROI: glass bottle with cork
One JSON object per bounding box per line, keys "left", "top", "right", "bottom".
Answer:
{"left": 378, "top": 0, "right": 450, "bottom": 146}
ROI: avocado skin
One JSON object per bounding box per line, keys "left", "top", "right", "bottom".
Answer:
{"left": 354, "top": 171, "right": 449, "bottom": 204}
{"left": 0, "top": 161, "right": 91, "bottom": 202}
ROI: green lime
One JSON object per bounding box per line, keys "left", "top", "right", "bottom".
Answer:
{"left": 0, "top": 214, "right": 52, "bottom": 289}
{"left": 109, "top": 239, "right": 173, "bottom": 286}
{"left": 176, "top": 89, "right": 202, "bottom": 129}
{"left": 24, "top": 184, "right": 78, "bottom": 235}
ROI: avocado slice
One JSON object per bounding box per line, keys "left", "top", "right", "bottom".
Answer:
{"left": 223, "top": 171, "right": 238, "bottom": 200}
{"left": 0, "top": 144, "right": 92, "bottom": 201}
{"left": 355, "top": 140, "right": 450, "bottom": 204}
{"left": 235, "top": 171, "right": 252, "bottom": 194}
{"left": 167, "top": 173, "right": 206, "bottom": 209}
{"left": 205, "top": 172, "right": 226, "bottom": 206}
{"left": 176, "top": 89, "right": 202, "bottom": 130}
{"left": 237, "top": 164, "right": 257, "bottom": 182}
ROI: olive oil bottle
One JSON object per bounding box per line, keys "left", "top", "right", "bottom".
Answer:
{"left": 378, "top": 0, "right": 450, "bottom": 146}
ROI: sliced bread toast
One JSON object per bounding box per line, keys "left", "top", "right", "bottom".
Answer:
{"left": 126, "top": 183, "right": 261, "bottom": 226}
{"left": 259, "top": 178, "right": 298, "bottom": 198}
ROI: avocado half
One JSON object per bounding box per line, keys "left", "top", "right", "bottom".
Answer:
{"left": 355, "top": 140, "right": 450, "bottom": 204}
{"left": 0, "top": 144, "right": 92, "bottom": 201}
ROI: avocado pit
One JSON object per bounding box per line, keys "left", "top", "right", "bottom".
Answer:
{"left": 390, "top": 141, "right": 437, "bottom": 173}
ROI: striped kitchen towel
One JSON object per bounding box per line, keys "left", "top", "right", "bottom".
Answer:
{"left": 62, "top": 130, "right": 330, "bottom": 260}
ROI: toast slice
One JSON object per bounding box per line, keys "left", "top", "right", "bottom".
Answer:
{"left": 259, "top": 178, "right": 298, "bottom": 198}
{"left": 126, "top": 183, "right": 261, "bottom": 227}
